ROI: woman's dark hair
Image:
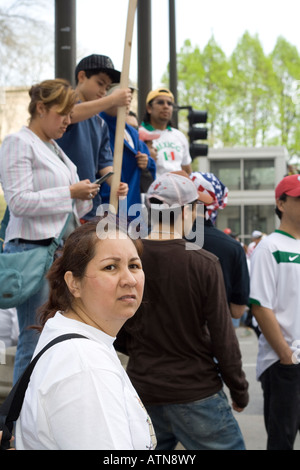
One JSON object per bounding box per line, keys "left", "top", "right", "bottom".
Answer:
{"left": 36, "top": 216, "right": 143, "bottom": 330}
{"left": 275, "top": 193, "right": 287, "bottom": 219}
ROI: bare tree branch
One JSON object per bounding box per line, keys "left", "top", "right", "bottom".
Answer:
{"left": 0, "top": 0, "right": 54, "bottom": 86}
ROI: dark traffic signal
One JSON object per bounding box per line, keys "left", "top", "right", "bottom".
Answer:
{"left": 188, "top": 108, "right": 208, "bottom": 159}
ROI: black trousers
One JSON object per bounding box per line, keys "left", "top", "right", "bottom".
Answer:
{"left": 260, "top": 361, "right": 300, "bottom": 450}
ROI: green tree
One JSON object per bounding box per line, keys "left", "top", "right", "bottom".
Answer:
{"left": 200, "top": 36, "right": 231, "bottom": 147}
{"left": 175, "top": 39, "right": 205, "bottom": 106}
{"left": 229, "top": 31, "right": 276, "bottom": 147}
{"left": 174, "top": 37, "right": 231, "bottom": 147}
{"left": 161, "top": 39, "right": 206, "bottom": 136}
{"left": 162, "top": 32, "right": 300, "bottom": 161}
{"left": 271, "top": 36, "right": 300, "bottom": 156}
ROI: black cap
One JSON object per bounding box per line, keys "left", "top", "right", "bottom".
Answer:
{"left": 75, "top": 54, "right": 121, "bottom": 83}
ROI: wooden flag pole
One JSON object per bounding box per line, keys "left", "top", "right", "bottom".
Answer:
{"left": 109, "top": 0, "right": 138, "bottom": 212}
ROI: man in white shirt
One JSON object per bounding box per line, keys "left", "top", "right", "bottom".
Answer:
{"left": 141, "top": 88, "right": 192, "bottom": 178}
{"left": 250, "top": 174, "right": 300, "bottom": 450}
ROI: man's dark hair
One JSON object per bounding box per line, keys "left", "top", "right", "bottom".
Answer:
{"left": 143, "top": 99, "right": 174, "bottom": 128}
{"left": 275, "top": 193, "right": 287, "bottom": 219}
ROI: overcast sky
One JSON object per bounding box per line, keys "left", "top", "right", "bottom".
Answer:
{"left": 75, "top": 0, "right": 300, "bottom": 87}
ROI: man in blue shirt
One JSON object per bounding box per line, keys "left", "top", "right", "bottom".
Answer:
{"left": 100, "top": 111, "right": 156, "bottom": 209}
{"left": 99, "top": 84, "right": 156, "bottom": 211}
{"left": 57, "top": 54, "right": 130, "bottom": 221}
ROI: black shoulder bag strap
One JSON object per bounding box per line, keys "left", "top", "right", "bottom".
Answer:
{"left": 0, "top": 333, "right": 87, "bottom": 450}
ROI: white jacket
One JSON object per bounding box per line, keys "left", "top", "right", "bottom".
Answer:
{"left": 0, "top": 126, "right": 91, "bottom": 241}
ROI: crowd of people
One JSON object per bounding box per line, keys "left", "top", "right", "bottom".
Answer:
{"left": 0, "top": 53, "right": 299, "bottom": 451}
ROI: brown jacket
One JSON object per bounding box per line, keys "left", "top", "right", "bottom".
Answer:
{"left": 115, "top": 238, "right": 249, "bottom": 408}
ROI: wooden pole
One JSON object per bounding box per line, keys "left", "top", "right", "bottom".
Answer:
{"left": 109, "top": 0, "right": 138, "bottom": 212}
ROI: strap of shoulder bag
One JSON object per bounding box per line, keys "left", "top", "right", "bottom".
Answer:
{"left": 0, "top": 333, "right": 88, "bottom": 449}
{"left": 52, "top": 200, "right": 77, "bottom": 248}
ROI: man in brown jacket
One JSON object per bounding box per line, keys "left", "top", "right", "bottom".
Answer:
{"left": 115, "top": 172, "right": 249, "bottom": 450}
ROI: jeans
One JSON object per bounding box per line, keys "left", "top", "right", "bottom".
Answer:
{"left": 260, "top": 361, "right": 300, "bottom": 450}
{"left": 4, "top": 241, "right": 49, "bottom": 383}
{"left": 146, "top": 390, "right": 246, "bottom": 450}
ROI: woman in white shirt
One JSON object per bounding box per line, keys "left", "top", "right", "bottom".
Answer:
{"left": 15, "top": 219, "right": 156, "bottom": 450}
{"left": 0, "top": 79, "right": 100, "bottom": 383}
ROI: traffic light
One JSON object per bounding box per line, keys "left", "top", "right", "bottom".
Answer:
{"left": 188, "top": 108, "right": 208, "bottom": 159}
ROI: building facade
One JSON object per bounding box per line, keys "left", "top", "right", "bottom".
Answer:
{"left": 197, "top": 146, "right": 288, "bottom": 244}
{"left": 0, "top": 87, "right": 30, "bottom": 144}
{"left": 0, "top": 87, "right": 30, "bottom": 220}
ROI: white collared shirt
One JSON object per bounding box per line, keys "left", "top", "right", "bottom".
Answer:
{"left": 16, "top": 313, "right": 156, "bottom": 450}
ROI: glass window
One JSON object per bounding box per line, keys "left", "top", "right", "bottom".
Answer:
{"left": 215, "top": 205, "right": 241, "bottom": 235}
{"left": 244, "top": 205, "right": 275, "bottom": 243}
{"left": 244, "top": 159, "right": 275, "bottom": 190}
{"left": 210, "top": 160, "right": 241, "bottom": 190}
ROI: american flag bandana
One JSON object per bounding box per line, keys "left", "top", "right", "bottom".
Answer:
{"left": 190, "top": 172, "right": 229, "bottom": 223}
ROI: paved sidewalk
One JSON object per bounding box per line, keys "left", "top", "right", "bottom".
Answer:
{"left": 232, "top": 327, "right": 300, "bottom": 450}
{"left": 176, "top": 327, "right": 300, "bottom": 450}
{"left": 1, "top": 328, "right": 300, "bottom": 450}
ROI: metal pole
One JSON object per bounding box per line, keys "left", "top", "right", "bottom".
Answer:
{"left": 169, "top": 0, "right": 178, "bottom": 127}
{"left": 137, "top": 0, "right": 152, "bottom": 122}
{"left": 55, "top": 0, "right": 76, "bottom": 87}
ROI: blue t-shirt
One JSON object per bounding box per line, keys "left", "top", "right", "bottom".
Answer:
{"left": 57, "top": 113, "right": 113, "bottom": 220}
{"left": 100, "top": 112, "right": 156, "bottom": 211}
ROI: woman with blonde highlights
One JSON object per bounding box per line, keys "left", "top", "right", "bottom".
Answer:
{"left": 0, "top": 79, "right": 100, "bottom": 383}
{"left": 28, "top": 78, "right": 77, "bottom": 118}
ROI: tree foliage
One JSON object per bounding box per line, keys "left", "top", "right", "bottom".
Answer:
{"left": 171, "top": 32, "right": 300, "bottom": 159}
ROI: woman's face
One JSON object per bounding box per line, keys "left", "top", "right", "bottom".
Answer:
{"left": 70, "top": 236, "right": 145, "bottom": 336}
{"left": 40, "top": 104, "right": 72, "bottom": 141}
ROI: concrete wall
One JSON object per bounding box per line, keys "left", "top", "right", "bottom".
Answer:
{"left": 0, "top": 87, "right": 30, "bottom": 143}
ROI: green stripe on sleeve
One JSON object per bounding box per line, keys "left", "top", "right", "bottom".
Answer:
{"left": 249, "top": 298, "right": 261, "bottom": 306}
{"left": 272, "top": 251, "right": 300, "bottom": 264}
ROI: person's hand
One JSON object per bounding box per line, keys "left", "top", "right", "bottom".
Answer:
{"left": 279, "top": 348, "right": 295, "bottom": 365}
{"left": 232, "top": 401, "right": 245, "bottom": 413}
{"left": 117, "top": 182, "right": 129, "bottom": 199}
{"left": 0, "top": 430, "right": 15, "bottom": 450}
{"left": 110, "top": 88, "right": 132, "bottom": 108}
{"left": 70, "top": 179, "right": 100, "bottom": 201}
{"left": 135, "top": 152, "right": 148, "bottom": 170}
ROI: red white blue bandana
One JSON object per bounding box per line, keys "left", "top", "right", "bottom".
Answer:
{"left": 190, "top": 172, "right": 228, "bottom": 223}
